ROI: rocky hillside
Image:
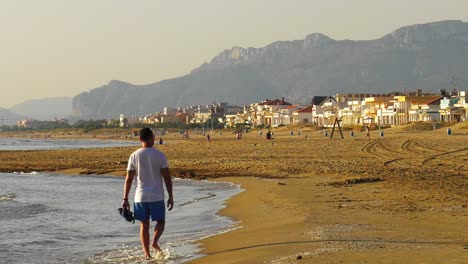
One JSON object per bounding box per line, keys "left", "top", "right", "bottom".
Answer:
{"left": 72, "top": 20, "right": 468, "bottom": 119}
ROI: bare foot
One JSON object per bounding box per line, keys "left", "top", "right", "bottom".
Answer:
{"left": 145, "top": 254, "right": 152, "bottom": 260}
{"left": 151, "top": 243, "right": 162, "bottom": 252}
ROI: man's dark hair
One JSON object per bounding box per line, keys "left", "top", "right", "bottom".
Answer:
{"left": 139, "top": 127, "right": 154, "bottom": 141}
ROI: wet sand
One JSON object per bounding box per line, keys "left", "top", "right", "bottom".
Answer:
{"left": 1, "top": 125, "right": 467, "bottom": 263}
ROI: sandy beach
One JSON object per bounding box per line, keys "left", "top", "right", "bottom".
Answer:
{"left": 1, "top": 125, "right": 467, "bottom": 263}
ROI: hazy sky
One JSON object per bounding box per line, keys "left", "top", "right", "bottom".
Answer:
{"left": 1, "top": 0, "right": 467, "bottom": 108}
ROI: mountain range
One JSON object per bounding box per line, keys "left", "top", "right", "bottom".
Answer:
{"left": 10, "top": 97, "right": 72, "bottom": 120}
{"left": 0, "top": 107, "right": 25, "bottom": 126}
{"left": 46, "top": 20, "right": 468, "bottom": 118}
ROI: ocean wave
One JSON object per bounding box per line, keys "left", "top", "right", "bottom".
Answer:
{"left": 0, "top": 203, "right": 51, "bottom": 220}
{"left": 179, "top": 193, "right": 216, "bottom": 207}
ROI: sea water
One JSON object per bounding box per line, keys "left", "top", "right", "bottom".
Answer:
{"left": 0, "top": 138, "right": 139, "bottom": 151}
{"left": 0, "top": 172, "right": 241, "bottom": 263}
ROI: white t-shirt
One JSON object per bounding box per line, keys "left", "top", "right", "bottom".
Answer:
{"left": 127, "top": 148, "right": 169, "bottom": 202}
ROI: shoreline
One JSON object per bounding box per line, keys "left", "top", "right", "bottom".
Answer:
{"left": 1, "top": 127, "right": 467, "bottom": 263}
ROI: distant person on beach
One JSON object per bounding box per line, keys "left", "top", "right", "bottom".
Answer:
{"left": 365, "top": 126, "right": 370, "bottom": 140}
{"left": 266, "top": 130, "right": 272, "bottom": 140}
{"left": 121, "top": 127, "right": 174, "bottom": 260}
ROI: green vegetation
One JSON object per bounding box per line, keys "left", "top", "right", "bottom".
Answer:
{"left": 0, "top": 120, "right": 117, "bottom": 133}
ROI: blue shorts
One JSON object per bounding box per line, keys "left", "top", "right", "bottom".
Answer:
{"left": 133, "top": 201, "right": 165, "bottom": 222}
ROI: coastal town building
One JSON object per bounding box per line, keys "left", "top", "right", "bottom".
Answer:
{"left": 272, "top": 105, "right": 303, "bottom": 127}
{"left": 393, "top": 95, "right": 443, "bottom": 124}
{"left": 292, "top": 105, "right": 313, "bottom": 124}
{"left": 340, "top": 100, "right": 364, "bottom": 126}
{"left": 439, "top": 91, "right": 467, "bottom": 122}
{"left": 119, "top": 114, "right": 143, "bottom": 127}
{"left": 248, "top": 98, "right": 292, "bottom": 126}
{"left": 457, "top": 91, "right": 468, "bottom": 121}
{"left": 112, "top": 89, "right": 467, "bottom": 129}
{"left": 316, "top": 97, "right": 340, "bottom": 127}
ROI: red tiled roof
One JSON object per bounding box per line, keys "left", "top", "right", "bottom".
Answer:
{"left": 296, "top": 106, "right": 313, "bottom": 113}
{"left": 281, "top": 104, "right": 300, "bottom": 110}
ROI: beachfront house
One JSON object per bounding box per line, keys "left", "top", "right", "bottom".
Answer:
{"left": 292, "top": 105, "right": 313, "bottom": 124}
{"left": 394, "top": 96, "right": 411, "bottom": 125}
{"left": 408, "top": 96, "right": 443, "bottom": 123}
{"left": 336, "top": 93, "right": 394, "bottom": 126}
{"left": 316, "top": 97, "right": 339, "bottom": 127}
{"left": 223, "top": 105, "right": 248, "bottom": 128}
{"left": 224, "top": 112, "right": 250, "bottom": 128}
{"left": 119, "top": 114, "right": 143, "bottom": 127}
{"left": 456, "top": 91, "right": 468, "bottom": 121}
{"left": 224, "top": 114, "right": 237, "bottom": 128}
{"left": 340, "top": 100, "right": 363, "bottom": 126}
{"left": 376, "top": 101, "right": 398, "bottom": 126}
{"left": 250, "top": 98, "right": 292, "bottom": 126}
{"left": 143, "top": 113, "right": 163, "bottom": 124}
{"left": 440, "top": 91, "right": 467, "bottom": 122}
{"left": 272, "top": 105, "right": 303, "bottom": 127}
{"left": 393, "top": 95, "right": 443, "bottom": 124}
{"left": 310, "top": 96, "right": 329, "bottom": 125}
{"left": 363, "top": 96, "right": 394, "bottom": 126}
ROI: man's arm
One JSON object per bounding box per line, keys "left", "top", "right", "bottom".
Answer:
{"left": 121, "top": 170, "right": 135, "bottom": 209}
{"left": 161, "top": 167, "right": 173, "bottom": 211}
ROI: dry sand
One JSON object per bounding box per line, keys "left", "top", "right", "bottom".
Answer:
{"left": 1, "top": 126, "right": 467, "bottom": 263}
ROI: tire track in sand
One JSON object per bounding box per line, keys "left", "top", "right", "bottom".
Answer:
{"left": 362, "top": 140, "right": 414, "bottom": 168}
{"left": 421, "top": 147, "right": 468, "bottom": 166}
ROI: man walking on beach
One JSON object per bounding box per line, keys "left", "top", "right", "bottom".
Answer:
{"left": 121, "top": 127, "right": 174, "bottom": 259}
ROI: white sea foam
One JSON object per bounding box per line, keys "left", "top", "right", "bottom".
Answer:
{"left": 87, "top": 246, "right": 174, "bottom": 263}
{"left": 17, "top": 171, "right": 38, "bottom": 175}
{"left": 199, "top": 225, "right": 244, "bottom": 240}
{"left": 0, "top": 193, "right": 16, "bottom": 201}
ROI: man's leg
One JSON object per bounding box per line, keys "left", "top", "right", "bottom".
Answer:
{"left": 152, "top": 220, "right": 165, "bottom": 251}
{"left": 140, "top": 220, "right": 151, "bottom": 258}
